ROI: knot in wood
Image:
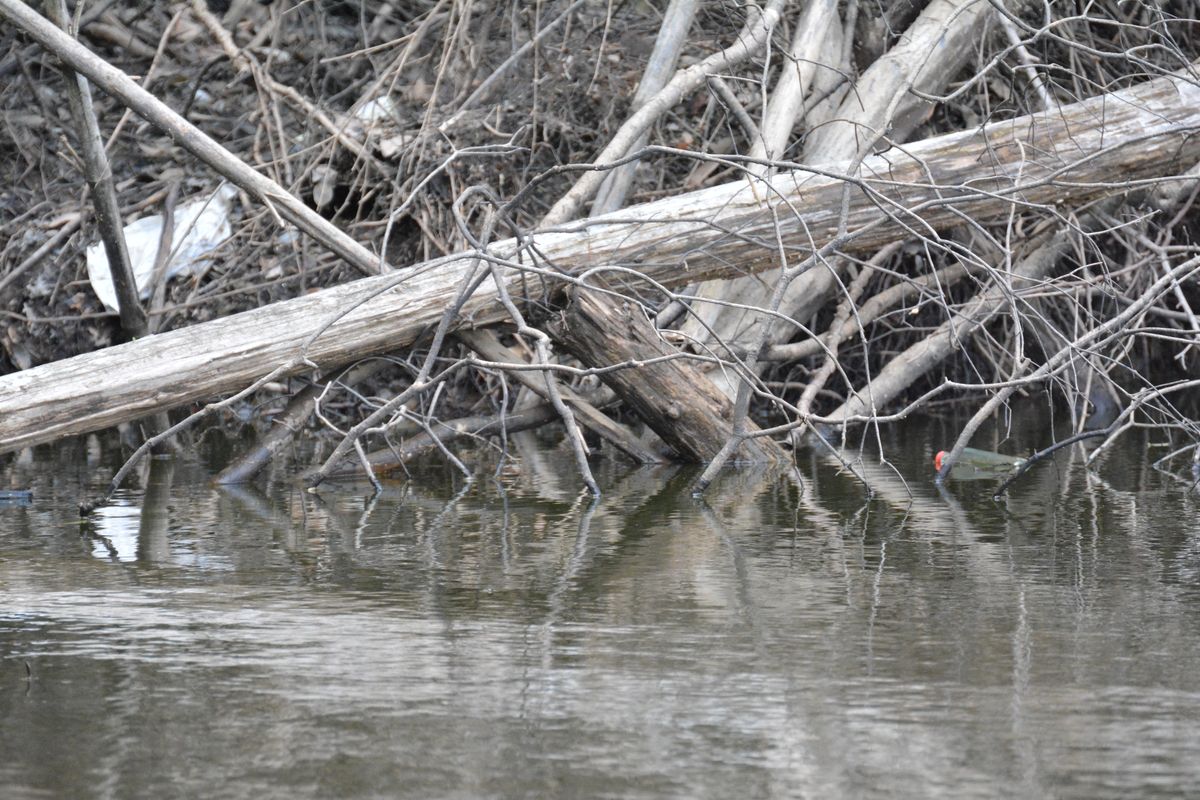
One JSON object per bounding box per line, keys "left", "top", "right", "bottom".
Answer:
{"left": 666, "top": 403, "right": 682, "bottom": 420}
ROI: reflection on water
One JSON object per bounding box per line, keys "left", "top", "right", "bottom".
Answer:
{"left": 3, "top": 418, "right": 1200, "bottom": 799}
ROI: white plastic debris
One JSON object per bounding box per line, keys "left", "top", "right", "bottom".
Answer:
{"left": 86, "top": 183, "right": 237, "bottom": 312}
{"left": 354, "top": 95, "right": 395, "bottom": 123}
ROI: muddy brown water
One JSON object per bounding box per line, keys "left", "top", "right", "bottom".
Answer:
{"left": 3, "top": 415, "right": 1200, "bottom": 799}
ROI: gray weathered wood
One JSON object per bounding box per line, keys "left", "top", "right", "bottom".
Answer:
{"left": 589, "top": 0, "right": 700, "bottom": 216}
{"left": 48, "top": 0, "right": 147, "bottom": 338}
{"left": 683, "top": 0, "right": 1024, "bottom": 368}
{"left": 549, "top": 289, "right": 785, "bottom": 463}
{"left": 0, "top": 0, "right": 382, "bottom": 278}
{"left": 1, "top": 64, "right": 1199, "bottom": 452}
{"left": 457, "top": 329, "right": 665, "bottom": 464}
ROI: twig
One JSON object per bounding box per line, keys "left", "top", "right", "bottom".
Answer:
{"left": 458, "top": 328, "right": 663, "bottom": 464}
{"left": 443, "top": 0, "right": 587, "bottom": 127}
{"left": 541, "top": 0, "right": 786, "bottom": 226}
{"left": 45, "top": 0, "right": 147, "bottom": 339}
{"left": 707, "top": 75, "right": 760, "bottom": 145}
{"left": 937, "top": 255, "right": 1200, "bottom": 483}
{"left": 146, "top": 181, "right": 178, "bottom": 332}
{"left": 0, "top": 0, "right": 385, "bottom": 277}
{"left": 0, "top": 217, "right": 80, "bottom": 296}
{"left": 188, "top": 0, "right": 384, "bottom": 170}
{"left": 314, "top": 403, "right": 563, "bottom": 481}
{"left": 590, "top": 0, "right": 700, "bottom": 216}
{"left": 215, "top": 360, "right": 388, "bottom": 484}
{"left": 97, "top": 360, "right": 306, "bottom": 505}
{"left": 991, "top": 427, "right": 1112, "bottom": 497}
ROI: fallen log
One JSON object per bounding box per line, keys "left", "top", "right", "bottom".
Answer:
{"left": 457, "top": 328, "right": 665, "bottom": 465}
{"left": 680, "top": 0, "right": 1026, "bottom": 379}
{"left": 548, "top": 288, "right": 785, "bottom": 463}
{"left": 1, "top": 63, "right": 1199, "bottom": 453}
{"left": 306, "top": 402, "right": 564, "bottom": 482}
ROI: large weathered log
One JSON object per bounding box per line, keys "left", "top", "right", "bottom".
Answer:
{"left": 1, "top": 64, "right": 1199, "bottom": 452}
{"left": 548, "top": 289, "right": 785, "bottom": 464}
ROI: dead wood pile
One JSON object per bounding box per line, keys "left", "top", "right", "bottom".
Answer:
{"left": 0, "top": 0, "right": 1198, "bottom": 494}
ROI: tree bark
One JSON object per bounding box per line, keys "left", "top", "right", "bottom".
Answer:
{"left": 548, "top": 289, "right": 786, "bottom": 464}
{"left": 681, "top": 0, "right": 1020, "bottom": 374}
{"left": 457, "top": 328, "right": 665, "bottom": 464}
{"left": 1, "top": 62, "right": 1199, "bottom": 452}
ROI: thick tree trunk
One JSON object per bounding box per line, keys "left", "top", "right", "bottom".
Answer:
{"left": 548, "top": 289, "right": 785, "bottom": 463}
{"left": 1, "top": 63, "right": 1198, "bottom": 452}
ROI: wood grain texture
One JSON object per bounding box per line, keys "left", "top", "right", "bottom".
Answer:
{"left": 2, "top": 65, "right": 1199, "bottom": 452}
{"left": 549, "top": 290, "right": 785, "bottom": 463}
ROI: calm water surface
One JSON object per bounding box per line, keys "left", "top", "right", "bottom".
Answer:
{"left": 2, "top": 418, "right": 1200, "bottom": 799}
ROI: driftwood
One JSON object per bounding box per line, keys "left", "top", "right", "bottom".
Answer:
{"left": 306, "top": 403, "right": 564, "bottom": 482}
{"left": 549, "top": 289, "right": 786, "bottom": 463}
{"left": 457, "top": 329, "right": 664, "bottom": 465}
{"left": 682, "top": 0, "right": 1025, "bottom": 375}
{"left": 1, "top": 62, "right": 1199, "bottom": 453}
{"left": 46, "top": 0, "right": 147, "bottom": 338}
{"left": 588, "top": 0, "right": 700, "bottom": 217}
